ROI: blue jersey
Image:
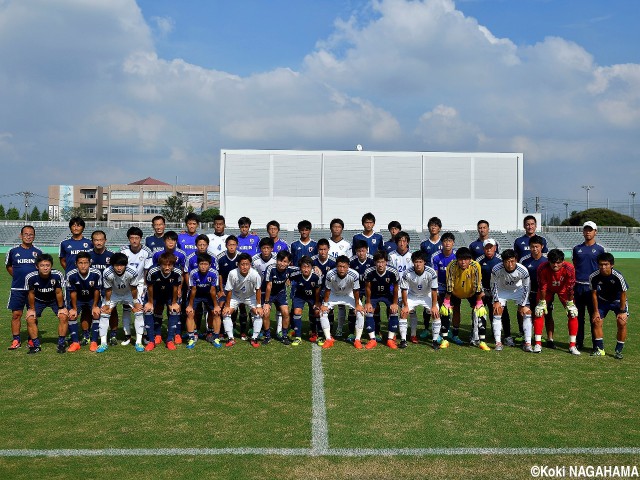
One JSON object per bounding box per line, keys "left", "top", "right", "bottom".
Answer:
{"left": 237, "top": 234, "right": 260, "bottom": 256}
{"left": 145, "top": 235, "right": 165, "bottom": 254}
{"left": 188, "top": 268, "right": 218, "bottom": 299}
{"left": 216, "top": 251, "right": 239, "bottom": 286}
{"left": 590, "top": 269, "right": 628, "bottom": 304}
{"left": 89, "top": 249, "right": 114, "bottom": 274}
{"left": 349, "top": 254, "right": 375, "bottom": 296}
{"left": 352, "top": 232, "right": 383, "bottom": 255}
{"left": 312, "top": 255, "right": 337, "bottom": 287}
{"left": 476, "top": 253, "right": 503, "bottom": 291}
{"left": 420, "top": 238, "right": 443, "bottom": 264}
{"left": 291, "top": 239, "right": 318, "bottom": 267}
{"left": 66, "top": 268, "right": 102, "bottom": 304}
{"left": 152, "top": 248, "right": 188, "bottom": 271}
{"left": 59, "top": 237, "right": 93, "bottom": 272}
{"left": 519, "top": 253, "right": 548, "bottom": 293}
{"left": 364, "top": 266, "right": 400, "bottom": 300}
{"left": 146, "top": 266, "right": 183, "bottom": 301}
{"left": 572, "top": 242, "right": 606, "bottom": 284}
{"left": 382, "top": 240, "right": 397, "bottom": 254}
{"left": 514, "top": 234, "right": 548, "bottom": 260}
{"left": 178, "top": 232, "right": 199, "bottom": 256}
{"left": 273, "top": 239, "right": 289, "bottom": 253}
{"left": 469, "top": 239, "right": 500, "bottom": 260}
{"left": 5, "top": 244, "right": 42, "bottom": 290}
{"left": 186, "top": 251, "right": 217, "bottom": 275}
{"left": 25, "top": 270, "right": 66, "bottom": 304}
{"left": 431, "top": 250, "right": 457, "bottom": 293}
{"left": 265, "top": 264, "right": 297, "bottom": 297}
{"left": 289, "top": 270, "right": 321, "bottom": 301}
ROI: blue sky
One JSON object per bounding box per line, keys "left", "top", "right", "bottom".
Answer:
{"left": 0, "top": 0, "right": 638, "bottom": 219}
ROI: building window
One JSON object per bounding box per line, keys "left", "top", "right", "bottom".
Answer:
{"left": 110, "top": 205, "right": 139, "bottom": 214}
{"left": 103, "top": 193, "right": 108, "bottom": 201}
{"left": 81, "top": 189, "right": 96, "bottom": 199}
{"left": 143, "top": 191, "right": 172, "bottom": 200}
{"left": 111, "top": 190, "right": 140, "bottom": 200}
{"left": 143, "top": 205, "right": 164, "bottom": 214}
{"left": 207, "top": 191, "right": 220, "bottom": 202}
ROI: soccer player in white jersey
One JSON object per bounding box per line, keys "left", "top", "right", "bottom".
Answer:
{"left": 328, "top": 218, "right": 352, "bottom": 259}
{"left": 207, "top": 215, "right": 229, "bottom": 256}
{"left": 322, "top": 255, "right": 364, "bottom": 349}
{"left": 99, "top": 253, "right": 144, "bottom": 353}
{"left": 388, "top": 231, "right": 413, "bottom": 276}
{"left": 222, "top": 253, "right": 264, "bottom": 348}
{"left": 490, "top": 249, "right": 532, "bottom": 352}
{"left": 119, "top": 226, "right": 152, "bottom": 345}
{"left": 400, "top": 251, "right": 440, "bottom": 349}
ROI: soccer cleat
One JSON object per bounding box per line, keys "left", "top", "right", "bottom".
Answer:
{"left": 386, "top": 339, "right": 398, "bottom": 350}
{"left": 533, "top": 344, "right": 542, "bottom": 353}
{"left": 250, "top": 339, "right": 260, "bottom": 348}
{"left": 186, "top": 339, "right": 196, "bottom": 350}
{"left": 346, "top": 334, "right": 356, "bottom": 343}
{"left": 399, "top": 340, "right": 408, "bottom": 349}
{"left": 80, "top": 337, "right": 90, "bottom": 346}
{"left": 365, "top": 339, "right": 377, "bottom": 350}
{"left": 334, "top": 327, "right": 343, "bottom": 338}
{"left": 89, "top": 341, "right": 98, "bottom": 352}
{"left": 57, "top": 344, "right": 66, "bottom": 354}
{"left": 523, "top": 343, "right": 533, "bottom": 353}
{"left": 121, "top": 337, "right": 131, "bottom": 346}
{"left": 504, "top": 336, "right": 515, "bottom": 347}
{"left": 212, "top": 338, "right": 222, "bottom": 349}
{"left": 439, "top": 339, "right": 449, "bottom": 349}
{"left": 590, "top": 348, "right": 605, "bottom": 357}
{"left": 174, "top": 335, "right": 183, "bottom": 345}
{"left": 27, "top": 346, "right": 41, "bottom": 354}
{"left": 316, "top": 337, "right": 325, "bottom": 346}
{"left": 546, "top": 339, "right": 556, "bottom": 349}
{"left": 96, "top": 344, "right": 108, "bottom": 353}
{"left": 354, "top": 339, "right": 363, "bottom": 349}
{"left": 154, "top": 335, "right": 162, "bottom": 345}
{"left": 614, "top": 351, "right": 624, "bottom": 360}
{"left": 308, "top": 333, "right": 318, "bottom": 343}
{"left": 470, "top": 339, "right": 479, "bottom": 347}
{"left": 432, "top": 340, "right": 440, "bottom": 350}
{"left": 569, "top": 346, "right": 581, "bottom": 356}
{"left": 240, "top": 333, "right": 248, "bottom": 341}
{"left": 67, "top": 342, "right": 81, "bottom": 352}
{"left": 281, "top": 336, "right": 291, "bottom": 346}
{"left": 291, "top": 337, "right": 302, "bottom": 347}
{"left": 275, "top": 331, "right": 284, "bottom": 341}
{"left": 225, "top": 339, "right": 236, "bottom": 348}
{"left": 8, "top": 339, "right": 21, "bottom": 350}
{"left": 410, "top": 335, "right": 419, "bottom": 344}
{"left": 261, "top": 336, "right": 271, "bottom": 346}
{"left": 166, "top": 341, "right": 176, "bottom": 351}
{"left": 514, "top": 334, "right": 524, "bottom": 344}
{"left": 205, "top": 333, "right": 215, "bottom": 344}
{"left": 145, "top": 342, "right": 155, "bottom": 352}
{"left": 494, "top": 342, "right": 503, "bottom": 352}
{"left": 450, "top": 336, "right": 464, "bottom": 346}
{"left": 321, "top": 338, "right": 335, "bottom": 349}
{"left": 478, "top": 341, "right": 491, "bottom": 351}
{"left": 419, "top": 329, "right": 430, "bottom": 339}
{"left": 135, "top": 343, "right": 145, "bottom": 352}
{"left": 108, "top": 335, "right": 118, "bottom": 346}
{"left": 28, "top": 339, "right": 34, "bottom": 348}
{"left": 375, "top": 334, "right": 383, "bottom": 342}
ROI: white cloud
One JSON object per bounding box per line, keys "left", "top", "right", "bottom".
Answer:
{"left": 151, "top": 15, "right": 174, "bottom": 37}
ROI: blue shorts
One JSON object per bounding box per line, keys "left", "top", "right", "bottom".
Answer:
{"left": 265, "top": 290, "right": 288, "bottom": 309}
{"left": 292, "top": 296, "right": 316, "bottom": 313}
{"left": 598, "top": 300, "right": 628, "bottom": 319}
{"left": 7, "top": 289, "right": 28, "bottom": 311}
{"left": 369, "top": 297, "right": 395, "bottom": 311}
{"left": 193, "top": 297, "right": 215, "bottom": 312}
{"left": 34, "top": 300, "right": 61, "bottom": 318}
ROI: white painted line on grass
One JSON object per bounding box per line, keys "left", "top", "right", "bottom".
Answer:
{"left": 310, "top": 343, "right": 329, "bottom": 455}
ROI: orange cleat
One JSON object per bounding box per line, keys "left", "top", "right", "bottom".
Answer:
{"left": 166, "top": 341, "right": 176, "bottom": 351}
{"left": 365, "top": 339, "right": 377, "bottom": 350}
{"left": 386, "top": 339, "right": 398, "bottom": 350}
{"left": 89, "top": 341, "right": 98, "bottom": 352}
{"left": 154, "top": 335, "right": 162, "bottom": 345}
{"left": 145, "top": 342, "right": 155, "bottom": 352}
{"left": 67, "top": 342, "right": 81, "bottom": 352}
{"left": 8, "top": 339, "right": 21, "bottom": 350}
{"left": 309, "top": 333, "right": 318, "bottom": 343}
{"left": 174, "top": 335, "right": 182, "bottom": 345}
{"left": 354, "top": 339, "right": 363, "bottom": 349}
{"left": 321, "top": 338, "right": 335, "bottom": 349}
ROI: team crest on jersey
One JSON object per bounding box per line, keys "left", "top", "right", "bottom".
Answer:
{"left": 372, "top": 239, "right": 377, "bottom": 244}
{"left": 83, "top": 243, "right": 89, "bottom": 248}
{"left": 592, "top": 249, "right": 597, "bottom": 253}
{"left": 308, "top": 247, "right": 313, "bottom": 252}
{"left": 250, "top": 239, "right": 255, "bottom": 244}
{"left": 89, "top": 281, "right": 95, "bottom": 287}
{"left": 385, "top": 278, "right": 390, "bottom": 283}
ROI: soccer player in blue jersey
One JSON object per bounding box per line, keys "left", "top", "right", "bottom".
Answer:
{"left": 364, "top": 251, "right": 401, "bottom": 349}
{"left": 420, "top": 216, "right": 443, "bottom": 264}
{"left": 207, "top": 215, "right": 229, "bottom": 255}
{"left": 88, "top": 229, "right": 116, "bottom": 345}
{"left": 428, "top": 232, "right": 457, "bottom": 344}
{"left": 59, "top": 216, "right": 93, "bottom": 273}
{"left": 382, "top": 221, "right": 402, "bottom": 254}
{"left": 66, "top": 251, "right": 102, "bottom": 352}
{"left": 348, "top": 240, "right": 375, "bottom": 341}
{"left": 289, "top": 256, "right": 322, "bottom": 346}
{"left": 263, "top": 251, "right": 295, "bottom": 345}
{"left": 185, "top": 234, "right": 216, "bottom": 335}
{"left": 520, "top": 235, "right": 552, "bottom": 348}
{"left": 267, "top": 220, "right": 289, "bottom": 253}
{"left": 573, "top": 221, "right": 606, "bottom": 351}
{"left": 469, "top": 220, "right": 500, "bottom": 260}
{"left": 186, "top": 253, "right": 221, "bottom": 348}
{"left": 590, "top": 253, "right": 628, "bottom": 359}
{"left": 6, "top": 225, "right": 42, "bottom": 350}
{"left": 25, "top": 254, "right": 68, "bottom": 354}
{"left": 236, "top": 216, "right": 260, "bottom": 256}
{"left": 144, "top": 252, "right": 183, "bottom": 351}
{"left": 352, "top": 212, "right": 383, "bottom": 255}
{"left": 291, "top": 220, "right": 318, "bottom": 266}
{"left": 145, "top": 215, "right": 166, "bottom": 254}
{"left": 513, "top": 215, "right": 548, "bottom": 260}
{"left": 178, "top": 212, "right": 200, "bottom": 255}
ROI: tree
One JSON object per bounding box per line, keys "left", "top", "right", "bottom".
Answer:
{"left": 0, "top": 205, "right": 5, "bottom": 220}
{"left": 560, "top": 208, "right": 640, "bottom": 228}
{"left": 61, "top": 206, "right": 87, "bottom": 221}
{"left": 548, "top": 214, "right": 562, "bottom": 226}
{"left": 200, "top": 207, "right": 220, "bottom": 224}
{"left": 41, "top": 210, "right": 50, "bottom": 221}
{"left": 161, "top": 195, "right": 187, "bottom": 223}
{"left": 6, "top": 207, "right": 20, "bottom": 220}
{"left": 30, "top": 206, "right": 40, "bottom": 221}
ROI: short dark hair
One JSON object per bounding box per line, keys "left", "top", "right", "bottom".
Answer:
{"left": 297, "top": 220, "right": 312, "bottom": 231}
{"left": 163, "top": 231, "right": 178, "bottom": 242}
{"left": 388, "top": 220, "right": 402, "bottom": 231}
{"left": 197, "top": 253, "right": 212, "bottom": 265}
{"left": 259, "top": 237, "right": 274, "bottom": 248}
{"left": 529, "top": 235, "right": 544, "bottom": 246}
{"left": 36, "top": 253, "right": 54, "bottom": 265}
{"left": 330, "top": 218, "right": 344, "bottom": 229}
{"left": 276, "top": 250, "right": 292, "bottom": 262}
{"left": 91, "top": 229, "right": 106, "bottom": 240}
{"left": 547, "top": 249, "right": 564, "bottom": 263}
{"left": 353, "top": 240, "right": 368, "bottom": 251}
{"left": 266, "top": 220, "right": 280, "bottom": 231}
{"left": 523, "top": 215, "right": 537, "bottom": 226}
{"left": 237, "top": 253, "right": 252, "bottom": 264}
{"left": 127, "top": 227, "right": 143, "bottom": 238}
{"left": 298, "top": 255, "right": 314, "bottom": 267}
{"left": 226, "top": 235, "right": 238, "bottom": 245}
{"left": 428, "top": 217, "right": 442, "bottom": 228}
{"left": 477, "top": 219, "right": 489, "bottom": 228}
{"left": 151, "top": 215, "right": 166, "bottom": 224}
{"left": 361, "top": 212, "right": 376, "bottom": 224}
{"left": 373, "top": 251, "right": 387, "bottom": 262}
{"left": 21, "top": 225, "right": 35, "bottom": 234}
{"left": 185, "top": 212, "right": 200, "bottom": 224}
{"left": 213, "top": 215, "right": 225, "bottom": 223}
{"left": 441, "top": 232, "right": 455, "bottom": 242}
{"left": 455, "top": 247, "right": 472, "bottom": 260}
{"left": 317, "top": 238, "right": 330, "bottom": 248}
{"left": 76, "top": 251, "right": 91, "bottom": 262}
{"left": 394, "top": 231, "right": 410, "bottom": 244}
{"left": 336, "top": 255, "right": 350, "bottom": 265}
{"left": 69, "top": 217, "right": 85, "bottom": 229}
{"left": 411, "top": 251, "right": 426, "bottom": 262}
{"left": 158, "top": 252, "right": 177, "bottom": 266}
{"left": 238, "top": 216, "right": 251, "bottom": 227}
{"left": 501, "top": 249, "right": 517, "bottom": 261}
{"left": 195, "top": 234, "right": 210, "bottom": 245}
{"left": 111, "top": 252, "right": 129, "bottom": 266}
{"left": 597, "top": 252, "right": 615, "bottom": 265}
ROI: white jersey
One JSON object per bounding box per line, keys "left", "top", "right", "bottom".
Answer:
{"left": 103, "top": 266, "right": 139, "bottom": 297}
{"left": 388, "top": 250, "right": 413, "bottom": 276}
{"left": 328, "top": 238, "right": 352, "bottom": 259}
{"left": 324, "top": 268, "right": 360, "bottom": 298}
{"left": 207, "top": 233, "right": 229, "bottom": 255}
{"left": 225, "top": 268, "right": 262, "bottom": 302}
{"left": 490, "top": 263, "right": 530, "bottom": 306}
{"left": 252, "top": 252, "right": 276, "bottom": 282}
{"left": 400, "top": 266, "right": 438, "bottom": 298}
{"left": 120, "top": 245, "right": 153, "bottom": 284}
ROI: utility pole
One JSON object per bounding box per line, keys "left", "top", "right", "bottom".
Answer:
{"left": 631, "top": 192, "right": 637, "bottom": 220}
{"left": 563, "top": 202, "right": 569, "bottom": 220}
{"left": 18, "top": 191, "right": 34, "bottom": 221}
{"left": 581, "top": 185, "right": 594, "bottom": 210}
{"left": 535, "top": 196, "right": 540, "bottom": 213}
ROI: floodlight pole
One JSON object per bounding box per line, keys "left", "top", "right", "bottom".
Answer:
{"left": 581, "top": 185, "right": 594, "bottom": 210}
{"left": 630, "top": 192, "right": 637, "bottom": 219}
{"left": 563, "top": 202, "right": 569, "bottom": 220}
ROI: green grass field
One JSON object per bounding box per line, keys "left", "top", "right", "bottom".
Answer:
{"left": 1, "top": 256, "right": 639, "bottom": 479}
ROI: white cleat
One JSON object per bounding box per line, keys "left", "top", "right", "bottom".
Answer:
{"left": 120, "top": 338, "right": 131, "bottom": 346}
{"left": 533, "top": 344, "right": 542, "bottom": 353}
{"left": 569, "top": 346, "right": 581, "bottom": 356}
{"left": 523, "top": 343, "right": 533, "bottom": 353}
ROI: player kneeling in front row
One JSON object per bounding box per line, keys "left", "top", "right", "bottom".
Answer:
{"left": 590, "top": 253, "right": 629, "bottom": 359}
{"left": 186, "top": 253, "right": 221, "bottom": 349}
{"left": 66, "top": 251, "right": 103, "bottom": 352}
{"left": 534, "top": 249, "right": 580, "bottom": 355}
{"left": 99, "top": 253, "right": 144, "bottom": 353}
{"left": 364, "top": 251, "right": 402, "bottom": 349}
{"left": 222, "top": 253, "right": 263, "bottom": 348}
{"left": 263, "top": 251, "right": 295, "bottom": 345}
{"left": 490, "top": 249, "right": 531, "bottom": 352}
{"left": 144, "top": 252, "right": 183, "bottom": 351}
{"left": 322, "top": 255, "right": 363, "bottom": 349}
{"left": 25, "top": 254, "right": 68, "bottom": 354}
{"left": 400, "top": 251, "right": 440, "bottom": 349}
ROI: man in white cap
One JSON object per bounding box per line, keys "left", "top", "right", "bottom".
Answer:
{"left": 572, "top": 221, "right": 605, "bottom": 351}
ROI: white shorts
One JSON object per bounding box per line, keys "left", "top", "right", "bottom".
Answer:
{"left": 106, "top": 293, "right": 136, "bottom": 309}
{"left": 229, "top": 296, "right": 258, "bottom": 311}
{"left": 326, "top": 292, "right": 356, "bottom": 309}
{"left": 403, "top": 295, "right": 433, "bottom": 312}
{"left": 495, "top": 290, "right": 528, "bottom": 307}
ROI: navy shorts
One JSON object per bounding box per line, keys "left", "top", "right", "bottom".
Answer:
{"left": 293, "top": 296, "right": 316, "bottom": 313}
{"left": 7, "top": 289, "right": 28, "bottom": 311}
{"left": 598, "top": 300, "right": 628, "bottom": 319}
{"left": 33, "top": 300, "right": 62, "bottom": 318}
{"left": 193, "top": 297, "right": 216, "bottom": 312}
{"left": 265, "top": 290, "right": 288, "bottom": 309}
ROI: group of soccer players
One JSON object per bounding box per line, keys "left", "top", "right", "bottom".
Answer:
{"left": 5, "top": 212, "right": 629, "bottom": 358}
